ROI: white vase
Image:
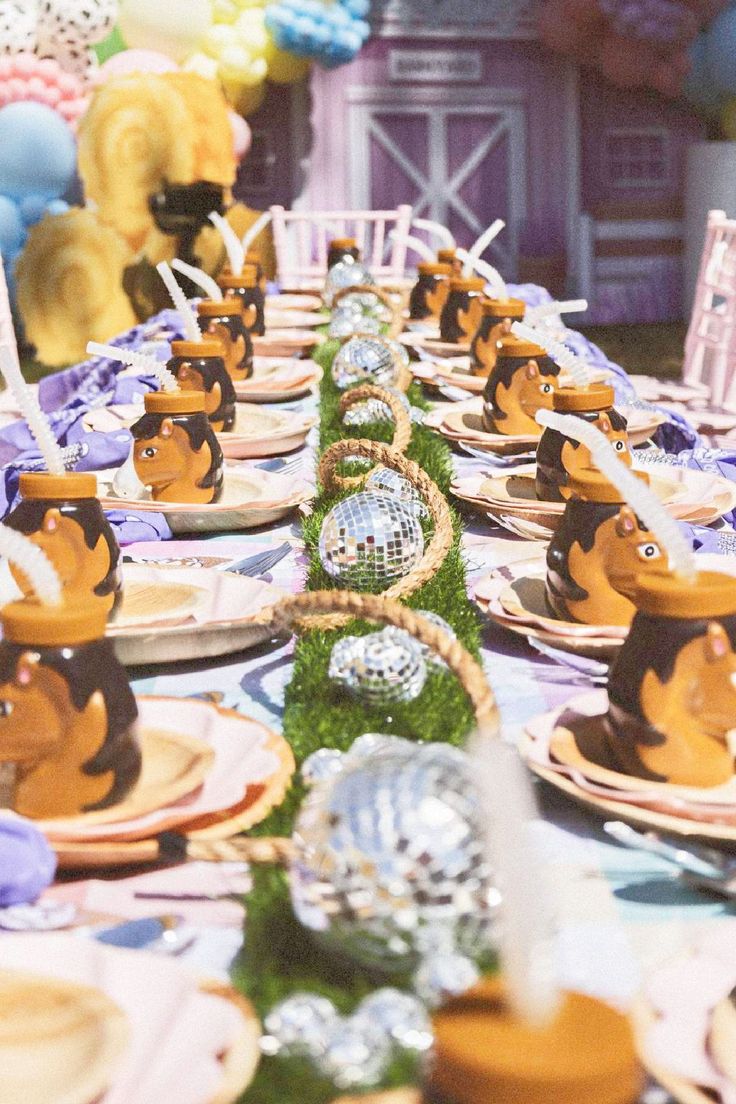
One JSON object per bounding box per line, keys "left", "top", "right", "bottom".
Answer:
{"left": 685, "top": 141, "right": 736, "bottom": 311}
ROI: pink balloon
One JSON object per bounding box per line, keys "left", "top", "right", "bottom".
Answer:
{"left": 97, "top": 49, "right": 179, "bottom": 81}
{"left": 229, "top": 111, "right": 252, "bottom": 160}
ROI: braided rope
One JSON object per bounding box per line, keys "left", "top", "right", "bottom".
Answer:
{"left": 335, "top": 385, "right": 412, "bottom": 488}
{"left": 187, "top": 836, "right": 296, "bottom": 864}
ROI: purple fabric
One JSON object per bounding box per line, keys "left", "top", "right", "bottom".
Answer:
{"left": 0, "top": 817, "right": 56, "bottom": 906}
{"left": 105, "top": 510, "right": 173, "bottom": 546}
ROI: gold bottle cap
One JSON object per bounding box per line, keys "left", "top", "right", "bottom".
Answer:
{"left": 553, "top": 384, "right": 615, "bottom": 413}
{"left": 496, "top": 334, "right": 548, "bottom": 360}
{"left": 196, "top": 299, "right": 242, "bottom": 318}
{"left": 218, "top": 266, "right": 257, "bottom": 290}
{"left": 1, "top": 601, "right": 107, "bottom": 646}
{"left": 437, "top": 248, "right": 457, "bottom": 264}
{"left": 429, "top": 977, "right": 642, "bottom": 1104}
{"left": 143, "top": 391, "right": 205, "bottom": 414}
{"left": 19, "top": 472, "right": 97, "bottom": 500}
{"left": 632, "top": 570, "right": 736, "bottom": 619}
{"left": 479, "top": 296, "right": 526, "bottom": 319}
{"left": 170, "top": 340, "right": 223, "bottom": 359}
{"left": 329, "top": 237, "right": 357, "bottom": 249}
{"left": 448, "top": 276, "right": 486, "bottom": 292}
{"left": 567, "top": 468, "right": 649, "bottom": 504}
{"left": 417, "top": 262, "right": 453, "bottom": 276}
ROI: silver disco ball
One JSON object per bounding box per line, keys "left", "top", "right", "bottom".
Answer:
{"left": 364, "top": 466, "right": 428, "bottom": 519}
{"left": 324, "top": 260, "right": 374, "bottom": 307}
{"left": 341, "top": 387, "right": 411, "bottom": 428}
{"left": 290, "top": 734, "right": 499, "bottom": 970}
{"left": 328, "top": 627, "right": 428, "bottom": 705}
{"left": 328, "top": 310, "right": 382, "bottom": 340}
{"left": 331, "top": 336, "right": 399, "bottom": 390}
{"left": 336, "top": 291, "right": 393, "bottom": 322}
{"left": 380, "top": 336, "right": 411, "bottom": 371}
{"left": 318, "top": 492, "right": 424, "bottom": 590}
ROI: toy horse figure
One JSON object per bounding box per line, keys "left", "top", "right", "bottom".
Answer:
{"left": 168, "top": 340, "right": 236, "bottom": 432}
{"left": 440, "top": 277, "right": 486, "bottom": 344}
{"left": 6, "top": 492, "right": 122, "bottom": 617}
{"left": 408, "top": 263, "right": 452, "bottom": 321}
{"left": 536, "top": 385, "right": 631, "bottom": 501}
{"left": 605, "top": 572, "right": 736, "bottom": 788}
{"left": 470, "top": 298, "right": 526, "bottom": 377}
{"left": 130, "top": 392, "right": 224, "bottom": 505}
{"left": 197, "top": 301, "right": 253, "bottom": 382}
{"left": 0, "top": 637, "right": 141, "bottom": 819}
{"left": 482, "top": 335, "right": 560, "bottom": 435}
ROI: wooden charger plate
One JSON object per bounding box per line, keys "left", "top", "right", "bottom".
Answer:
{"left": 109, "top": 563, "right": 284, "bottom": 666}
{"left": 522, "top": 691, "right": 736, "bottom": 846}
{"left": 217, "top": 404, "right": 315, "bottom": 459}
{"left": 234, "top": 357, "right": 322, "bottom": 403}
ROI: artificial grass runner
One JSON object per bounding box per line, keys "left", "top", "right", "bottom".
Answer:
{"left": 237, "top": 338, "right": 484, "bottom": 1102}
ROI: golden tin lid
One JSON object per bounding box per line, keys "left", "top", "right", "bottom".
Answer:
{"left": 496, "top": 334, "right": 548, "bottom": 360}
{"left": 19, "top": 472, "right": 97, "bottom": 500}
{"left": 244, "top": 250, "right": 262, "bottom": 266}
{"left": 437, "top": 248, "right": 458, "bottom": 264}
{"left": 632, "top": 570, "right": 736, "bottom": 619}
{"left": 143, "top": 391, "right": 205, "bottom": 414}
{"left": 417, "top": 262, "right": 453, "bottom": 276}
{"left": 170, "top": 340, "right": 224, "bottom": 359}
{"left": 448, "top": 277, "right": 486, "bottom": 293}
{"left": 218, "top": 267, "right": 257, "bottom": 290}
{"left": 429, "top": 976, "right": 642, "bottom": 1104}
{"left": 329, "top": 237, "right": 357, "bottom": 249}
{"left": 567, "top": 468, "right": 649, "bottom": 504}
{"left": 1, "top": 601, "right": 107, "bottom": 646}
{"left": 553, "top": 384, "right": 615, "bottom": 413}
{"left": 479, "top": 296, "right": 526, "bottom": 319}
{"left": 196, "top": 299, "right": 242, "bottom": 318}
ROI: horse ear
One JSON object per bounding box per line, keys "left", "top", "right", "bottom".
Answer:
{"left": 597, "top": 413, "right": 612, "bottom": 435}
{"left": 160, "top": 417, "right": 174, "bottom": 439}
{"left": 524, "top": 359, "right": 539, "bottom": 379}
{"left": 42, "top": 508, "right": 61, "bottom": 534}
{"left": 705, "top": 622, "right": 731, "bottom": 663}
{"left": 243, "top": 305, "right": 257, "bottom": 329}
{"left": 614, "top": 506, "right": 637, "bottom": 537}
{"left": 15, "top": 652, "right": 39, "bottom": 687}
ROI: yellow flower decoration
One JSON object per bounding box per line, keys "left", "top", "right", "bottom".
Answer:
{"left": 162, "top": 72, "right": 236, "bottom": 188}
{"left": 16, "top": 209, "right": 137, "bottom": 368}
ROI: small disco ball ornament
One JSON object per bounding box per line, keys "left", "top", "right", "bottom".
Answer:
{"left": 328, "top": 310, "right": 382, "bottom": 340}
{"left": 341, "top": 387, "right": 410, "bottom": 428}
{"left": 414, "top": 610, "right": 457, "bottom": 671}
{"left": 318, "top": 492, "right": 424, "bottom": 590}
{"left": 324, "top": 260, "right": 374, "bottom": 307}
{"left": 336, "top": 290, "right": 393, "bottom": 322}
{"left": 262, "top": 993, "right": 339, "bottom": 1058}
{"left": 328, "top": 626, "right": 428, "bottom": 706}
{"left": 331, "top": 336, "right": 399, "bottom": 391}
{"left": 379, "top": 335, "right": 411, "bottom": 371}
{"left": 364, "top": 466, "right": 428, "bottom": 520}
{"left": 315, "top": 1016, "right": 393, "bottom": 1089}
{"left": 289, "top": 736, "right": 499, "bottom": 971}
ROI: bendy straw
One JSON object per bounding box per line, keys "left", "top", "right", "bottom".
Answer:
{"left": 388, "top": 230, "right": 436, "bottom": 262}
{"left": 463, "top": 219, "right": 505, "bottom": 275}
{"left": 156, "top": 262, "right": 201, "bottom": 343}
{"left": 511, "top": 319, "right": 592, "bottom": 388}
{"left": 171, "top": 259, "right": 221, "bottom": 302}
{"left": 411, "top": 218, "right": 455, "bottom": 249}
{"left": 525, "top": 299, "right": 588, "bottom": 324}
{"left": 536, "top": 408, "right": 696, "bottom": 581}
{"left": 0, "top": 525, "right": 62, "bottom": 606}
{"left": 209, "top": 211, "right": 245, "bottom": 276}
{"left": 0, "top": 346, "right": 65, "bottom": 476}
{"left": 86, "top": 342, "right": 180, "bottom": 393}
{"left": 469, "top": 734, "right": 560, "bottom": 1027}
{"left": 455, "top": 247, "right": 508, "bottom": 298}
{"left": 241, "top": 210, "right": 272, "bottom": 253}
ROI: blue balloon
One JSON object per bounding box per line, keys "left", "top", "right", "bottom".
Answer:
{"left": 705, "top": 9, "right": 736, "bottom": 97}
{"left": 0, "top": 102, "right": 76, "bottom": 203}
{"left": 44, "top": 198, "right": 69, "bottom": 217}
{"left": 341, "top": 0, "right": 370, "bottom": 16}
{"left": 683, "top": 33, "right": 723, "bottom": 112}
{"left": 0, "top": 195, "right": 24, "bottom": 259}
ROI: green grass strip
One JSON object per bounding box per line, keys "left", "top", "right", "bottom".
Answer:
{"left": 236, "top": 339, "right": 483, "bottom": 1103}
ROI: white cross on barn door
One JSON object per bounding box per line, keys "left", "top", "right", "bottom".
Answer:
{"left": 347, "top": 88, "right": 527, "bottom": 276}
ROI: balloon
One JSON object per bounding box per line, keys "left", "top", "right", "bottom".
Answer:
{"left": 265, "top": 42, "right": 311, "bottom": 83}
{"left": 118, "top": 0, "right": 214, "bottom": 63}
{"left": 705, "top": 6, "right": 736, "bottom": 95}
{"left": 0, "top": 195, "right": 24, "bottom": 258}
{"left": 97, "top": 48, "right": 178, "bottom": 79}
{"left": 0, "top": 102, "right": 76, "bottom": 201}
{"left": 229, "top": 110, "right": 251, "bottom": 158}
{"left": 18, "top": 194, "right": 49, "bottom": 225}
{"left": 683, "top": 31, "right": 723, "bottom": 110}
{"left": 227, "top": 79, "right": 265, "bottom": 117}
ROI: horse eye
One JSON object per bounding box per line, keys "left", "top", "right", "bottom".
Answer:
{"left": 638, "top": 543, "right": 660, "bottom": 560}
{"left": 0, "top": 701, "right": 14, "bottom": 718}
{"left": 614, "top": 440, "right": 626, "bottom": 451}
{"left": 541, "top": 383, "right": 552, "bottom": 394}
{"left": 141, "top": 447, "right": 157, "bottom": 459}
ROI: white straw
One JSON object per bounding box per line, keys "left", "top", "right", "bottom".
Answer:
{"left": 86, "top": 342, "right": 180, "bottom": 393}
{"left": 536, "top": 408, "right": 696, "bottom": 580}
{"left": 0, "top": 347, "right": 65, "bottom": 475}
{"left": 469, "top": 734, "right": 560, "bottom": 1026}
{"left": 525, "top": 299, "right": 588, "bottom": 323}
{"left": 511, "top": 320, "right": 591, "bottom": 387}
{"left": 0, "top": 525, "right": 62, "bottom": 606}
{"left": 464, "top": 219, "right": 505, "bottom": 275}
{"left": 156, "top": 262, "right": 201, "bottom": 343}
{"left": 456, "top": 247, "right": 508, "bottom": 298}
{"left": 171, "top": 258, "right": 221, "bottom": 301}
{"left": 241, "top": 210, "right": 272, "bottom": 253}
{"left": 388, "top": 230, "right": 436, "bottom": 262}
{"left": 209, "top": 211, "right": 244, "bottom": 276}
{"left": 411, "top": 218, "right": 455, "bottom": 248}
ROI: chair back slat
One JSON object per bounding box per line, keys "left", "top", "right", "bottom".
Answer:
{"left": 684, "top": 210, "right": 736, "bottom": 409}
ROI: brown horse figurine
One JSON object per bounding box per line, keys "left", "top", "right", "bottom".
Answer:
{"left": 130, "top": 394, "right": 224, "bottom": 504}
{"left": 197, "top": 301, "right": 252, "bottom": 381}
{"left": 440, "top": 277, "right": 486, "bottom": 343}
{"left": 408, "top": 263, "right": 452, "bottom": 321}
{"left": 482, "top": 336, "right": 560, "bottom": 435}
{"left": 536, "top": 406, "right": 631, "bottom": 502}
{"left": 470, "top": 298, "right": 526, "bottom": 377}
{"left": 168, "top": 340, "right": 236, "bottom": 432}
{"left": 0, "top": 637, "right": 140, "bottom": 818}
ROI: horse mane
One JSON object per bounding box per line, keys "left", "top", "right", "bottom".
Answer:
{"left": 546, "top": 502, "right": 648, "bottom": 610}
{"left": 483, "top": 354, "right": 558, "bottom": 421}
{"left": 537, "top": 405, "right": 628, "bottom": 468}
{"left": 131, "top": 411, "right": 222, "bottom": 491}
{"left": 0, "top": 639, "right": 141, "bottom": 809}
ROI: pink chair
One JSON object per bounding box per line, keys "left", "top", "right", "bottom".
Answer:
{"left": 269, "top": 204, "right": 413, "bottom": 289}
{"left": 683, "top": 210, "right": 736, "bottom": 411}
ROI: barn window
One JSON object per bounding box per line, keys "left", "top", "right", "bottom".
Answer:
{"left": 604, "top": 129, "right": 670, "bottom": 189}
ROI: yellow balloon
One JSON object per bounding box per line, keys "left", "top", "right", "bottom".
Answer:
{"left": 224, "top": 78, "right": 266, "bottom": 115}
{"left": 118, "top": 0, "right": 214, "bottom": 63}
{"left": 266, "top": 43, "right": 311, "bottom": 84}
{"left": 722, "top": 99, "right": 736, "bottom": 140}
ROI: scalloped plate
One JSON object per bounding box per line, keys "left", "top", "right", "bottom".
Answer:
{"left": 234, "top": 357, "right": 322, "bottom": 403}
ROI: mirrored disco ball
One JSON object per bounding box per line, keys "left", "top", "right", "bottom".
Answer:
{"left": 337, "top": 291, "right": 393, "bottom": 322}
{"left": 328, "top": 311, "right": 382, "bottom": 340}
{"left": 318, "top": 492, "right": 424, "bottom": 590}
{"left": 331, "top": 336, "right": 399, "bottom": 391}
{"left": 328, "top": 626, "right": 427, "bottom": 705}
{"left": 324, "top": 260, "right": 374, "bottom": 307}
{"left": 341, "top": 387, "right": 410, "bottom": 428}
{"left": 364, "top": 466, "right": 428, "bottom": 519}
{"left": 414, "top": 610, "right": 457, "bottom": 671}
{"left": 289, "top": 736, "right": 499, "bottom": 970}
{"left": 380, "top": 336, "right": 411, "bottom": 371}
